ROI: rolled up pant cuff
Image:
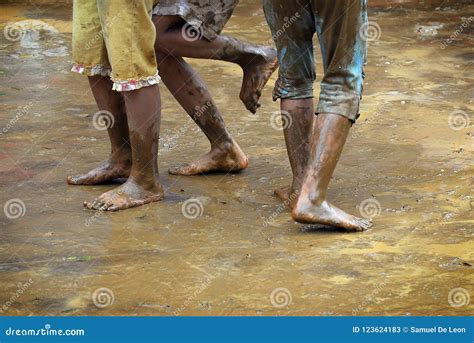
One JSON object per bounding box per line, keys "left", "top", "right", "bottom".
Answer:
{"left": 271, "top": 79, "right": 314, "bottom": 101}
{"left": 316, "top": 84, "right": 361, "bottom": 123}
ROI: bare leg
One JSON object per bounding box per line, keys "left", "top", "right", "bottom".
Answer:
{"left": 84, "top": 85, "right": 164, "bottom": 211}
{"left": 67, "top": 76, "right": 131, "bottom": 185}
{"left": 154, "top": 16, "right": 248, "bottom": 175}
{"left": 274, "top": 99, "right": 314, "bottom": 208}
{"left": 292, "top": 112, "right": 371, "bottom": 231}
{"left": 153, "top": 15, "right": 278, "bottom": 113}
{"left": 157, "top": 53, "right": 248, "bottom": 175}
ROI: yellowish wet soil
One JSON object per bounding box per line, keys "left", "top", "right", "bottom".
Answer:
{"left": 0, "top": 1, "right": 472, "bottom": 316}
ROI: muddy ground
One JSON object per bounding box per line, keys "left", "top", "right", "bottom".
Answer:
{"left": 0, "top": 1, "right": 472, "bottom": 315}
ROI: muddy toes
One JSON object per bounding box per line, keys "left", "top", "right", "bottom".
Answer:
{"left": 168, "top": 164, "right": 196, "bottom": 176}
{"left": 67, "top": 174, "right": 96, "bottom": 185}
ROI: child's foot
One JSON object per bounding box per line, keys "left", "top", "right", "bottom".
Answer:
{"left": 292, "top": 197, "right": 372, "bottom": 232}
{"left": 274, "top": 186, "right": 298, "bottom": 209}
{"left": 169, "top": 140, "right": 248, "bottom": 176}
{"left": 84, "top": 178, "right": 164, "bottom": 211}
{"left": 67, "top": 159, "right": 131, "bottom": 185}
{"left": 240, "top": 47, "right": 278, "bottom": 114}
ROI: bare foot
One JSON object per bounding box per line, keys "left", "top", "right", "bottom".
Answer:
{"left": 240, "top": 47, "right": 278, "bottom": 114}
{"left": 274, "top": 185, "right": 299, "bottom": 209}
{"left": 292, "top": 198, "right": 372, "bottom": 232}
{"left": 67, "top": 160, "right": 131, "bottom": 185}
{"left": 169, "top": 140, "right": 249, "bottom": 176}
{"left": 84, "top": 178, "right": 164, "bottom": 212}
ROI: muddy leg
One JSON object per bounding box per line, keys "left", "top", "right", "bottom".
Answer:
{"left": 154, "top": 16, "right": 248, "bottom": 175}
{"left": 67, "top": 76, "right": 131, "bottom": 185}
{"left": 292, "top": 113, "right": 371, "bottom": 231}
{"left": 153, "top": 15, "right": 278, "bottom": 113}
{"left": 157, "top": 53, "right": 248, "bottom": 175}
{"left": 84, "top": 85, "right": 164, "bottom": 211}
{"left": 274, "top": 98, "right": 314, "bottom": 208}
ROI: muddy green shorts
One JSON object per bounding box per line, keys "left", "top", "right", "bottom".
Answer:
{"left": 263, "top": 0, "right": 368, "bottom": 122}
{"left": 152, "top": 0, "right": 238, "bottom": 41}
{"left": 71, "top": 0, "right": 160, "bottom": 91}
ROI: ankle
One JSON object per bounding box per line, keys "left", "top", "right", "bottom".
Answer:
{"left": 109, "top": 150, "right": 132, "bottom": 166}
{"left": 290, "top": 181, "right": 302, "bottom": 195}
{"left": 211, "top": 139, "right": 235, "bottom": 153}
{"left": 301, "top": 190, "right": 325, "bottom": 206}
{"left": 129, "top": 174, "right": 161, "bottom": 189}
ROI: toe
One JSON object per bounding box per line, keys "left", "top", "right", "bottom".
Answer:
{"left": 67, "top": 175, "right": 81, "bottom": 185}
{"left": 85, "top": 200, "right": 95, "bottom": 210}
{"left": 91, "top": 199, "right": 104, "bottom": 210}
{"left": 355, "top": 219, "right": 371, "bottom": 231}
{"left": 98, "top": 202, "right": 111, "bottom": 211}
{"left": 168, "top": 167, "right": 180, "bottom": 175}
{"left": 168, "top": 164, "right": 191, "bottom": 175}
{"left": 88, "top": 200, "right": 98, "bottom": 210}
{"left": 251, "top": 103, "right": 260, "bottom": 114}
{"left": 363, "top": 219, "right": 373, "bottom": 229}
{"left": 169, "top": 164, "right": 198, "bottom": 176}
{"left": 107, "top": 203, "right": 124, "bottom": 212}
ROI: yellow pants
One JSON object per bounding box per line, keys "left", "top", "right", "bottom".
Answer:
{"left": 71, "top": 0, "right": 160, "bottom": 91}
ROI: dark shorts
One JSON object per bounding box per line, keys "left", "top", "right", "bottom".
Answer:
{"left": 152, "top": 0, "right": 239, "bottom": 41}
{"left": 263, "top": 0, "right": 368, "bottom": 122}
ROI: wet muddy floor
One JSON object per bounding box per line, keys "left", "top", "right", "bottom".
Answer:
{"left": 0, "top": 1, "right": 473, "bottom": 316}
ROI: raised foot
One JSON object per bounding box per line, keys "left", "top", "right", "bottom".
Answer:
{"left": 168, "top": 141, "right": 249, "bottom": 176}
{"left": 84, "top": 178, "right": 164, "bottom": 211}
{"left": 292, "top": 199, "right": 372, "bottom": 232}
{"left": 274, "top": 185, "right": 299, "bottom": 209}
{"left": 240, "top": 47, "right": 278, "bottom": 114}
{"left": 67, "top": 160, "right": 131, "bottom": 185}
